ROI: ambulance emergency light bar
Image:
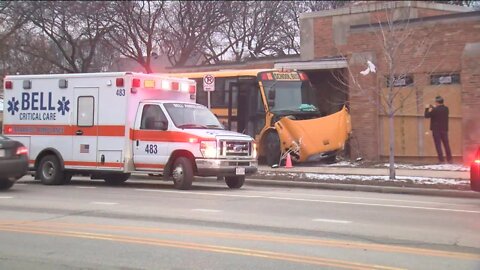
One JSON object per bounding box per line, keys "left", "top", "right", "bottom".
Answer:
{"left": 125, "top": 77, "right": 196, "bottom": 94}
{"left": 4, "top": 76, "right": 196, "bottom": 94}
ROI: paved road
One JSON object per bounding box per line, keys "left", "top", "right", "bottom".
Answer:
{"left": 0, "top": 175, "right": 479, "bottom": 270}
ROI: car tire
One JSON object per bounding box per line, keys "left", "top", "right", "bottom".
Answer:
{"left": 225, "top": 176, "right": 245, "bottom": 189}
{"left": 38, "top": 155, "right": 65, "bottom": 185}
{"left": 0, "top": 179, "right": 14, "bottom": 190}
{"left": 104, "top": 173, "right": 130, "bottom": 185}
{"left": 265, "top": 132, "right": 281, "bottom": 167}
{"left": 172, "top": 157, "right": 194, "bottom": 190}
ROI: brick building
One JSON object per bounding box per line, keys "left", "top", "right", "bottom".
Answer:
{"left": 296, "top": 1, "right": 480, "bottom": 163}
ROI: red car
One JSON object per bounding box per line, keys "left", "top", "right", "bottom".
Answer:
{"left": 0, "top": 135, "right": 29, "bottom": 190}
{"left": 471, "top": 146, "right": 480, "bottom": 192}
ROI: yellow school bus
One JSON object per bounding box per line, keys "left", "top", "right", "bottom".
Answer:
{"left": 168, "top": 69, "right": 351, "bottom": 165}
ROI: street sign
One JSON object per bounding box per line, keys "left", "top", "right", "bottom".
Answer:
{"left": 203, "top": 74, "right": 215, "bottom": 92}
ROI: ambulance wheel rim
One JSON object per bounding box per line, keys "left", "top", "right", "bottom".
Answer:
{"left": 172, "top": 165, "right": 184, "bottom": 182}
{"left": 41, "top": 161, "right": 55, "bottom": 180}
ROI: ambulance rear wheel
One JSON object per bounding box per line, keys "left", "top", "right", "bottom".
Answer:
{"left": 265, "top": 132, "right": 281, "bottom": 167}
{"left": 104, "top": 173, "right": 130, "bottom": 185}
{"left": 172, "top": 157, "right": 193, "bottom": 190}
{"left": 39, "top": 155, "right": 65, "bottom": 185}
{"left": 225, "top": 176, "right": 245, "bottom": 189}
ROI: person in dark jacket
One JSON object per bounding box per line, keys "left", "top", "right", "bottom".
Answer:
{"left": 424, "top": 96, "right": 452, "bottom": 163}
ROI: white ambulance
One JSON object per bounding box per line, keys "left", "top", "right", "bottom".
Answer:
{"left": 2, "top": 72, "right": 257, "bottom": 189}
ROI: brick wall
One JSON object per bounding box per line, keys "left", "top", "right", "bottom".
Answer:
{"left": 334, "top": 18, "right": 480, "bottom": 161}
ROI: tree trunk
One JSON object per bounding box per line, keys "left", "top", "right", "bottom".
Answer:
{"left": 388, "top": 112, "right": 396, "bottom": 180}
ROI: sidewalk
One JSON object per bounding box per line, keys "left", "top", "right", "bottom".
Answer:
{"left": 247, "top": 163, "right": 479, "bottom": 198}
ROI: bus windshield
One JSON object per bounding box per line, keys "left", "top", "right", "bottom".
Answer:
{"left": 164, "top": 103, "right": 224, "bottom": 130}
{"left": 261, "top": 80, "right": 320, "bottom": 114}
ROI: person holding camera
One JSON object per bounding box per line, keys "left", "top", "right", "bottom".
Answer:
{"left": 424, "top": 96, "right": 452, "bottom": 163}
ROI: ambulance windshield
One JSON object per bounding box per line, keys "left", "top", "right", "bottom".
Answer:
{"left": 164, "top": 103, "right": 224, "bottom": 130}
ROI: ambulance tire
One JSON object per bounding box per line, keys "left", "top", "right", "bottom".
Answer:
{"left": 0, "top": 179, "right": 14, "bottom": 190}
{"left": 63, "top": 173, "right": 73, "bottom": 184}
{"left": 103, "top": 174, "right": 130, "bottom": 185}
{"left": 172, "top": 157, "right": 194, "bottom": 190}
{"left": 225, "top": 176, "right": 245, "bottom": 189}
{"left": 38, "top": 155, "right": 65, "bottom": 185}
{"left": 265, "top": 132, "right": 281, "bottom": 167}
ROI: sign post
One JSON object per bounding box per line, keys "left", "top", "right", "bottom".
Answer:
{"left": 203, "top": 74, "right": 215, "bottom": 109}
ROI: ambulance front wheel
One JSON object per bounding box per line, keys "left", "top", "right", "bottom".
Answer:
{"left": 38, "top": 155, "right": 65, "bottom": 185}
{"left": 225, "top": 176, "right": 245, "bottom": 189}
{"left": 104, "top": 173, "right": 130, "bottom": 185}
{"left": 172, "top": 157, "right": 194, "bottom": 190}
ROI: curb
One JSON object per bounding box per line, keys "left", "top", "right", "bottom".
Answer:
{"left": 245, "top": 178, "right": 480, "bottom": 199}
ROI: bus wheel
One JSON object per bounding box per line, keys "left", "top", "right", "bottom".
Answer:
{"left": 39, "top": 155, "right": 65, "bottom": 185}
{"left": 265, "top": 132, "right": 281, "bottom": 166}
{"left": 104, "top": 173, "right": 130, "bottom": 185}
{"left": 172, "top": 157, "right": 193, "bottom": 190}
{"left": 225, "top": 176, "right": 245, "bottom": 189}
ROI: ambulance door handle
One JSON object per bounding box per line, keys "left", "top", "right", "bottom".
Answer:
{"left": 76, "top": 130, "right": 83, "bottom": 136}
{"left": 136, "top": 140, "right": 139, "bottom": 147}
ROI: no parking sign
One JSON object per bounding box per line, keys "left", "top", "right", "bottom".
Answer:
{"left": 203, "top": 74, "right": 215, "bottom": 92}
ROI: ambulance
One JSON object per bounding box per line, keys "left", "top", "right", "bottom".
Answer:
{"left": 2, "top": 72, "right": 258, "bottom": 190}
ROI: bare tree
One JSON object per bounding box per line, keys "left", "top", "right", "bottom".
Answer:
{"left": 106, "top": 1, "right": 165, "bottom": 73}
{"left": 160, "top": 1, "right": 230, "bottom": 67}
{"left": 338, "top": 6, "right": 437, "bottom": 179}
{"left": 0, "top": 2, "right": 30, "bottom": 46}
{"left": 17, "top": 1, "right": 111, "bottom": 73}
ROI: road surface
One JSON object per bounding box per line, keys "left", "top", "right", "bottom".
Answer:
{"left": 0, "top": 175, "right": 479, "bottom": 270}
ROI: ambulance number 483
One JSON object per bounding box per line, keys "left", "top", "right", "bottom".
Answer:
{"left": 145, "top": 144, "right": 158, "bottom": 154}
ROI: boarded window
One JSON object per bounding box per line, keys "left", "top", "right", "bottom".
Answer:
{"left": 430, "top": 74, "right": 460, "bottom": 85}
{"left": 386, "top": 75, "right": 414, "bottom": 87}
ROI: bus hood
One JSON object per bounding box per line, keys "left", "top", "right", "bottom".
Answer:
{"left": 275, "top": 106, "right": 351, "bottom": 162}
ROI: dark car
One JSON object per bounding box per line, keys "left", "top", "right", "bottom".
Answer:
{"left": 0, "top": 135, "right": 29, "bottom": 190}
{"left": 471, "top": 146, "right": 480, "bottom": 192}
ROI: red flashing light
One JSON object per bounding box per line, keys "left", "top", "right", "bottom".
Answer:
{"left": 5, "top": 81, "right": 12, "bottom": 89}
{"left": 260, "top": 73, "right": 271, "bottom": 81}
{"left": 116, "top": 78, "right": 124, "bottom": 87}
{"left": 132, "top": 78, "right": 141, "bottom": 88}
{"left": 474, "top": 160, "right": 480, "bottom": 164}
{"left": 299, "top": 72, "right": 309, "bottom": 81}
{"left": 189, "top": 85, "right": 196, "bottom": 94}
{"left": 172, "top": 81, "right": 179, "bottom": 91}
{"left": 189, "top": 138, "right": 198, "bottom": 143}
{"left": 16, "top": 146, "right": 28, "bottom": 156}
{"left": 6, "top": 127, "right": 13, "bottom": 133}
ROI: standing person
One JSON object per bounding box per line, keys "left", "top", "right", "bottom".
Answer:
{"left": 424, "top": 96, "right": 452, "bottom": 163}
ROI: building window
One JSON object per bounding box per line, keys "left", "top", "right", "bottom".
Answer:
{"left": 386, "top": 75, "right": 414, "bottom": 87}
{"left": 430, "top": 74, "right": 460, "bottom": 85}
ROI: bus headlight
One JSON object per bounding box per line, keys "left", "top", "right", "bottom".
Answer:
{"left": 200, "top": 141, "right": 217, "bottom": 158}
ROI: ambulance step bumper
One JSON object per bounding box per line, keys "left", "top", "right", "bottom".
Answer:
{"left": 195, "top": 159, "right": 258, "bottom": 177}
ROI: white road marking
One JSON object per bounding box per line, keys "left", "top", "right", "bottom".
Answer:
{"left": 191, "top": 209, "right": 221, "bottom": 213}
{"left": 91, "top": 202, "right": 118, "bottom": 205}
{"left": 312, "top": 218, "right": 352, "bottom": 224}
{"left": 255, "top": 191, "right": 465, "bottom": 206}
{"left": 76, "top": 186, "right": 96, "bottom": 189}
{"left": 0, "top": 196, "right": 14, "bottom": 199}
{"left": 134, "top": 188, "right": 480, "bottom": 214}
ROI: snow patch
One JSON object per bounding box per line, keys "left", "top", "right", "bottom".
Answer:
{"left": 304, "top": 173, "right": 468, "bottom": 185}
{"left": 380, "top": 163, "right": 469, "bottom": 172}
